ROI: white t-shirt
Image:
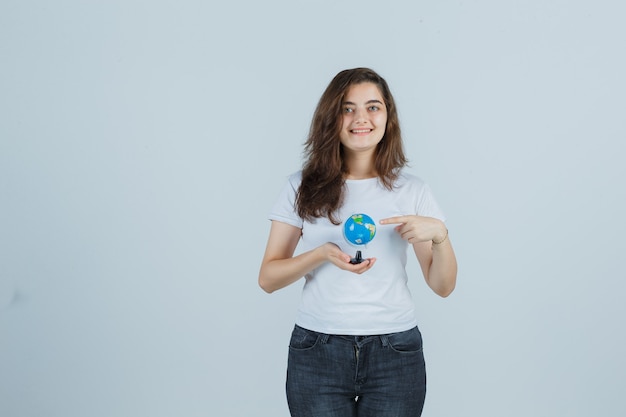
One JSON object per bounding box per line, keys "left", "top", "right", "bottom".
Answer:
{"left": 269, "top": 170, "right": 445, "bottom": 335}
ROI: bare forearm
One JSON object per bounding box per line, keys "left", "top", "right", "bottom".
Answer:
{"left": 258, "top": 246, "right": 327, "bottom": 293}
{"left": 426, "top": 238, "right": 457, "bottom": 297}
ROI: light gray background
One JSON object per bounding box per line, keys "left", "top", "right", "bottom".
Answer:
{"left": 1, "top": 1, "right": 625, "bottom": 416}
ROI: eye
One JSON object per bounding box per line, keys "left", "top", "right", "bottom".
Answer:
{"left": 343, "top": 107, "right": 354, "bottom": 113}
{"left": 368, "top": 105, "right": 380, "bottom": 111}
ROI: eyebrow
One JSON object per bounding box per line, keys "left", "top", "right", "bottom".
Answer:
{"left": 342, "top": 99, "right": 384, "bottom": 105}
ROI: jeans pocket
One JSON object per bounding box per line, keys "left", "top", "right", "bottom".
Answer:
{"left": 386, "top": 326, "right": 423, "bottom": 354}
{"left": 288, "top": 325, "right": 322, "bottom": 351}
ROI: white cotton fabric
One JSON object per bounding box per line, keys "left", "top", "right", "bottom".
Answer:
{"left": 269, "top": 170, "right": 445, "bottom": 335}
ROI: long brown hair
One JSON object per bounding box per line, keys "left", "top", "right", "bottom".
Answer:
{"left": 296, "top": 68, "right": 407, "bottom": 225}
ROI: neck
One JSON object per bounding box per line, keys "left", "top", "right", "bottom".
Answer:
{"left": 344, "top": 152, "right": 377, "bottom": 180}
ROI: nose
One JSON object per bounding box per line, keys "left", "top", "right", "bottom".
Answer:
{"left": 354, "top": 107, "right": 368, "bottom": 124}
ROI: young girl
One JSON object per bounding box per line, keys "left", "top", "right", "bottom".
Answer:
{"left": 259, "top": 68, "right": 457, "bottom": 417}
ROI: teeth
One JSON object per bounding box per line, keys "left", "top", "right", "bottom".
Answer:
{"left": 352, "top": 129, "right": 371, "bottom": 133}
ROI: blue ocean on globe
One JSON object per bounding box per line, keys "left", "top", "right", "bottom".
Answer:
{"left": 344, "top": 214, "right": 377, "bottom": 246}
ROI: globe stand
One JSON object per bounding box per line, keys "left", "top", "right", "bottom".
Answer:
{"left": 349, "top": 250, "right": 364, "bottom": 264}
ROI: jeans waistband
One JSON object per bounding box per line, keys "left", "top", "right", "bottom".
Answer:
{"left": 295, "top": 325, "right": 394, "bottom": 347}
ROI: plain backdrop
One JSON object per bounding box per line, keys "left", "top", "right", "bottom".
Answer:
{"left": 1, "top": 1, "right": 625, "bottom": 416}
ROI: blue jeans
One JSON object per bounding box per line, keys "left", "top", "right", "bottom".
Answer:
{"left": 286, "top": 325, "right": 427, "bottom": 417}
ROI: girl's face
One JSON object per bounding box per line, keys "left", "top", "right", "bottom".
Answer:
{"left": 339, "top": 82, "right": 388, "bottom": 156}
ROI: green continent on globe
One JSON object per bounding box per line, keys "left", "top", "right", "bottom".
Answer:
{"left": 352, "top": 214, "right": 365, "bottom": 224}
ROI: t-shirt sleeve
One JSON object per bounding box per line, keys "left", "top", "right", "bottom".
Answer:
{"left": 416, "top": 183, "right": 446, "bottom": 222}
{"left": 268, "top": 173, "right": 304, "bottom": 228}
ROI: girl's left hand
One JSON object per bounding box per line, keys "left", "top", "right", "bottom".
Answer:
{"left": 380, "top": 215, "right": 446, "bottom": 244}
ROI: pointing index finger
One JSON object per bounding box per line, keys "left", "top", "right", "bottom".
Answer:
{"left": 380, "top": 216, "right": 409, "bottom": 225}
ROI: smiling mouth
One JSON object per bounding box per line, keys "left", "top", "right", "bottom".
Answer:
{"left": 351, "top": 129, "right": 372, "bottom": 134}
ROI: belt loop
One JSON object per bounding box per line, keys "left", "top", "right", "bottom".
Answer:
{"left": 380, "top": 334, "right": 389, "bottom": 347}
{"left": 320, "top": 333, "right": 330, "bottom": 344}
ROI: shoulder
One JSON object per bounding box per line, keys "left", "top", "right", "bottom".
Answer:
{"left": 269, "top": 171, "right": 304, "bottom": 226}
{"left": 395, "top": 170, "right": 445, "bottom": 219}
{"left": 288, "top": 170, "right": 302, "bottom": 182}
{"left": 393, "top": 170, "right": 437, "bottom": 204}
{"left": 285, "top": 170, "right": 303, "bottom": 186}
{"left": 395, "top": 170, "right": 427, "bottom": 190}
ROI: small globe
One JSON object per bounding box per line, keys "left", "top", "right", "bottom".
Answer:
{"left": 344, "top": 214, "right": 376, "bottom": 246}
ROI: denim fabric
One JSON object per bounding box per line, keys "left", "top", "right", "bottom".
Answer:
{"left": 286, "top": 325, "right": 426, "bottom": 417}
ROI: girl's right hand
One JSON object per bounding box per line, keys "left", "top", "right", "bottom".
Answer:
{"left": 322, "top": 243, "right": 376, "bottom": 274}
